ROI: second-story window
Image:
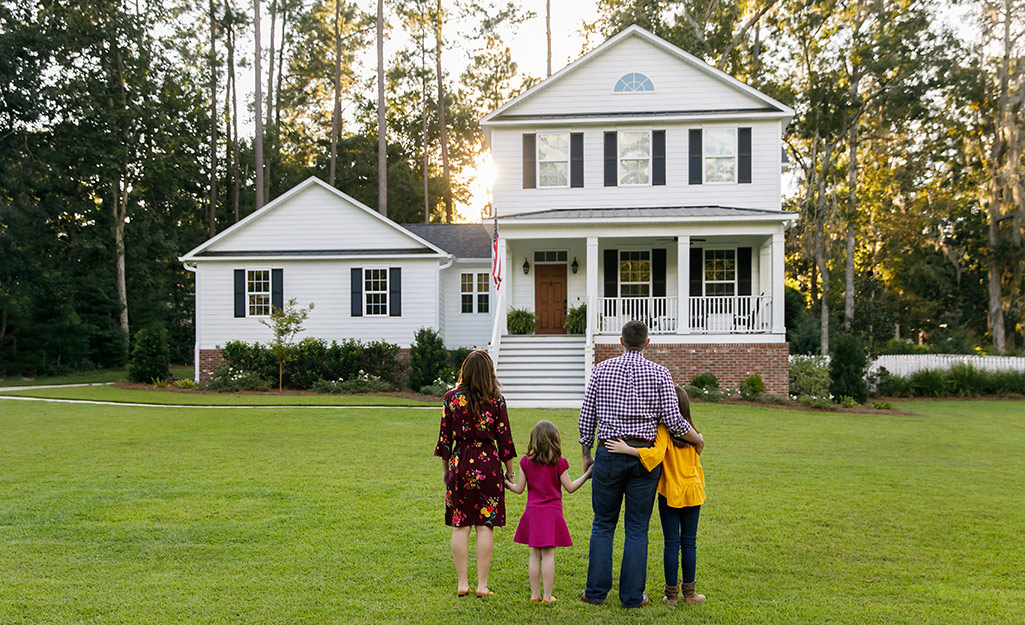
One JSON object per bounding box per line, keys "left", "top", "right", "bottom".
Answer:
{"left": 704, "top": 128, "right": 737, "bottom": 183}
{"left": 537, "top": 133, "right": 569, "bottom": 187}
{"left": 619, "top": 131, "right": 650, "bottom": 185}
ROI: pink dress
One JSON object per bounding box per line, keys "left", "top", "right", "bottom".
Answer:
{"left": 512, "top": 456, "right": 573, "bottom": 548}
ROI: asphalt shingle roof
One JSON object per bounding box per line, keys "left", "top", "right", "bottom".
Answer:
{"left": 402, "top": 223, "right": 491, "bottom": 259}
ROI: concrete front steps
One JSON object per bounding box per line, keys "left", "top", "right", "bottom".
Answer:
{"left": 495, "top": 334, "right": 586, "bottom": 409}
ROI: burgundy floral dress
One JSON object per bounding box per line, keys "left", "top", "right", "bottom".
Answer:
{"left": 434, "top": 388, "right": 517, "bottom": 527}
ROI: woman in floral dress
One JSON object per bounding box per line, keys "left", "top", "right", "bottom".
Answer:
{"left": 434, "top": 350, "right": 517, "bottom": 597}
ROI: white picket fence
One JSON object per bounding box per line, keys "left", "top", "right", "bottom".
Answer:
{"left": 790, "top": 353, "right": 1025, "bottom": 377}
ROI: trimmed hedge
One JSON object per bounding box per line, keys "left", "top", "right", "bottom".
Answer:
{"left": 220, "top": 338, "right": 402, "bottom": 390}
{"left": 872, "top": 364, "right": 1025, "bottom": 398}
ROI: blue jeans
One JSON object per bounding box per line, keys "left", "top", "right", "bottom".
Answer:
{"left": 658, "top": 495, "right": 701, "bottom": 585}
{"left": 584, "top": 445, "right": 661, "bottom": 607}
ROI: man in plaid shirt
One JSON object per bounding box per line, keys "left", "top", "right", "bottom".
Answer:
{"left": 579, "top": 320, "right": 703, "bottom": 608}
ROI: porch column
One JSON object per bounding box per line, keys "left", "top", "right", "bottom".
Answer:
{"left": 771, "top": 232, "right": 785, "bottom": 334}
{"left": 676, "top": 235, "right": 690, "bottom": 334}
{"left": 585, "top": 236, "right": 599, "bottom": 379}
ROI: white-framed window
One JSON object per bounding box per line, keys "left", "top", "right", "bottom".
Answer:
{"left": 247, "top": 269, "right": 271, "bottom": 317}
{"left": 364, "top": 268, "right": 388, "bottom": 316}
{"left": 619, "top": 250, "right": 651, "bottom": 297}
{"left": 704, "top": 249, "right": 736, "bottom": 296}
{"left": 619, "top": 131, "right": 651, "bottom": 185}
{"left": 461, "top": 272, "right": 490, "bottom": 314}
{"left": 704, "top": 128, "right": 737, "bottom": 183}
{"left": 537, "top": 133, "right": 570, "bottom": 187}
{"left": 614, "top": 73, "right": 654, "bottom": 93}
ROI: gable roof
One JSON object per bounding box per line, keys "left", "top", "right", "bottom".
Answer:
{"left": 402, "top": 224, "right": 492, "bottom": 259}
{"left": 180, "top": 177, "right": 448, "bottom": 262}
{"left": 480, "top": 25, "right": 793, "bottom": 131}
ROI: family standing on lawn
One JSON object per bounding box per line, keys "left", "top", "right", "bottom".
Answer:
{"left": 434, "top": 320, "right": 708, "bottom": 608}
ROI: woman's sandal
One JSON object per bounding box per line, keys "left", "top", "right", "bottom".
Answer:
{"left": 475, "top": 589, "right": 494, "bottom": 598}
{"left": 457, "top": 588, "right": 470, "bottom": 597}
{"left": 542, "top": 596, "right": 557, "bottom": 604}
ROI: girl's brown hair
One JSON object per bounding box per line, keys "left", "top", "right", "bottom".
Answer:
{"left": 675, "top": 384, "right": 698, "bottom": 433}
{"left": 457, "top": 350, "right": 501, "bottom": 414}
{"left": 526, "top": 420, "right": 561, "bottom": 466}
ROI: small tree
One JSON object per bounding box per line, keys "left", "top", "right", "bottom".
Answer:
{"left": 409, "top": 327, "right": 448, "bottom": 391}
{"left": 128, "top": 323, "right": 171, "bottom": 383}
{"left": 259, "top": 298, "right": 314, "bottom": 391}
{"left": 829, "top": 333, "right": 869, "bottom": 404}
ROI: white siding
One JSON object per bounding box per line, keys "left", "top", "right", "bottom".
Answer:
{"left": 195, "top": 258, "right": 439, "bottom": 349}
{"left": 205, "top": 184, "right": 427, "bottom": 253}
{"left": 491, "top": 121, "right": 782, "bottom": 216}
{"left": 441, "top": 262, "right": 493, "bottom": 349}
{"left": 503, "top": 35, "right": 765, "bottom": 118}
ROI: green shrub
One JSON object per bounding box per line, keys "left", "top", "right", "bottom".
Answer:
{"left": 565, "top": 303, "right": 587, "bottom": 334}
{"left": 838, "top": 395, "right": 858, "bottom": 408}
{"left": 908, "top": 369, "right": 946, "bottom": 398}
{"left": 449, "top": 347, "right": 473, "bottom": 370}
{"left": 152, "top": 378, "right": 170, "bottom": 388}
{"left": 789, "top": 355, "right": 830, "bottom": 397}
{"left": 128, "top": 324, "right": 171, "bottom": 383}
{"left": 409, "top": 328, "right": 449, "bottom": 391}
{"left": 220, "top": 338, "right": 402, "bottom": 390}
{"left": 507, "top": 308, "right": 536, "bottom": 335}
{"left": 690, "top": 373, "right": 719, "bottom": 390}
{"left": 759, "top": 393, "right": 789, "bottom": 405}
{"left": 176, "top": 378, "right": 196, "bottom": 389}
{"left": 204, "top": 364, "right": 271, "bottom": 392}
{"left": 947, "top": 363, "right": 984, "bottom": 397}
{"left": 739, "top": 374, "right": 765, "bottom": 400}
{"left": 221, "top": 341, "right": 276, "bottom": 381}
{"left": 236, "top": 371, "right": 272, "bottom": 392}
{"left": 311, "top": 379, "right": 341, "bottom": 394}
{"left": 685, "top": 384, "right": 732, "bottom": 402}
{"left": 204, "top": 365, "right": 239, "bottom": 392}
{"left": 878, "top": 338, "right": 931, "bottom": 355}
{"left": 797, "top": 394, "right": 836, "bottom": 410}
{"left": 337, "top": 370, "right": 394, "bottom": 393}
{"left": 829, "top": 334, "right": 868, "bottom": 404}
{"left": 419, "top": 370, "right": 457, "bottom": 397}
{"left": 989, "top": 370, "right": 1025, "bottom": 396}
{"left": 871, "top": 400, "right": 894, "bottom": 410}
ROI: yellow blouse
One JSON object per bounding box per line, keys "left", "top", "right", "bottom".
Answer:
{"left": 637, "top": 424, "right": 706, "bottom": 508}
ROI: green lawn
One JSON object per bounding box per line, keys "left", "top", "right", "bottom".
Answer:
{"left": 0, "top": 367, "right": 192, "bottom": 387}
{"left": 1, "top": 399, "right": 1022, "bottom": 624}
{"left": 0, "top": 384, "right": 437, "bottom": 406}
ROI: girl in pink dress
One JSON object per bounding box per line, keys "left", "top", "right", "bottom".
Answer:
{"left": 505, "top": 420, "right": 593, "bottom": 604}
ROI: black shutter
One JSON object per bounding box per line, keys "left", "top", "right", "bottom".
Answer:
{"left": 604, "top": 132, "right": 617, "bottom": 187}
{"left": 689, "top": 248, "right": 703, "bottom": 296}
{"left": 689, "top": 129, "right": 702, "bottom": 185}
{"left": 737, "top": 247, "right": 752, "bottom": 296}
{"left": 570, "top": 133, "right": 584, "bottom": 188}
{"left": 652, "top": 249, "right": 666, "bottom": 297}
{"left": 522, "top": 134, "right": 536, "bottom": 189}
{"left": 234, "top": 269, "right": 246, "bottom": 318}
{"left": 389, "top": 267, "right": 401, "bottom": 316}
{"left": 271, "top": 268, "right": 283, "bottom": 312}
{"left": 351, "top": 268, "right": 363, "bottom": 317}
{"left": 738, "top": 127, "right": 752, "bottom": 184}
{"left": 652, "top": 130, "right": 666, "bottom": 186}
{"left": 603, "top": 249, "right": 618, "bottom": 297}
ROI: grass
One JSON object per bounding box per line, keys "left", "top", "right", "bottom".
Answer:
{"left": 0, "top": 366, "right": 192, "bottom": 387}
{"left": 0, "top": 399, "right": 1023, "bottom": 624}
{"left": 0, "top": 385, "right": 437, "bottom": 406}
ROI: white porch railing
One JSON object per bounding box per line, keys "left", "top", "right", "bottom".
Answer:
{"left": 688, "top": 295, "right": 772, "bottom": 334}
{"left": 598, "top": 295, "right": 772, "bottom": 334}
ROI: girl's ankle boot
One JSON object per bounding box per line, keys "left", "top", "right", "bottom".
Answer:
{"left": 681, "top": 582, "right": 706, "bottom": 604}
{"left": 661, "top": 583, "right": 680, "bottom": 606}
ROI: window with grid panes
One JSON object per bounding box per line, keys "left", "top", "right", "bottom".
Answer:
{"left": 364, "top": 268, "right": 388, "bottom": 315}
{"left": 247, "top": 270, "right": 271, "bottom": 316}
{"left": 460, "top": 272, "right": 490, "bottom": 313}
{"left": 619, "top": 250, "right": 651, "bottom": 297}
{"left": 704, "top": 128, "right": 737, "bottom": 183}
{"left": 704, "top": 249, "right": 736, "bottom": 296}
{"left": 619, "top": 131, "right": 651, "bottom": 185}
{"left": 476, "top": 273, "right": 489, "bottom": 313}
{"left": 537, "top": 134, "right": 569, "bottom": 187}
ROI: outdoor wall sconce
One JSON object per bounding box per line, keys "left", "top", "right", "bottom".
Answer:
{"left": 571, "top": 258, "right": 579, "bottom": 274}
{"left": 522, "top": 258, "right": 530, "bottom": 275}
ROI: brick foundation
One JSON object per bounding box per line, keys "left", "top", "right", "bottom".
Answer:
{"left": 594, "top": 342, "right": 790, "bottom": 395}
{"left": 196, "top": 347, "right": 413, "bottom": 385}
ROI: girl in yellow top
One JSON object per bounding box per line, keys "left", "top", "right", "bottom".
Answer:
{"left": 605, "top": 384, "right": 706, "bottom": 606}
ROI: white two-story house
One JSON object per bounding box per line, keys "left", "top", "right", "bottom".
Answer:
{"left": 181, "top": 25, "right": 795, "bottom": 406}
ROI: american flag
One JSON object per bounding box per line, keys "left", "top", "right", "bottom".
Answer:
{"left": 491, "top": 217, "right": 502, "bottom": 291}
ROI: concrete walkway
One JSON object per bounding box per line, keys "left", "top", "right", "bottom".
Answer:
{"left": 0, "top": 382, "right": 114, "bottom": 392}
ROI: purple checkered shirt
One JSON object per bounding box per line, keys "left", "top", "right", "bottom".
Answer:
{"left": 578, "top": 350, "right": 690, "bottom": 448}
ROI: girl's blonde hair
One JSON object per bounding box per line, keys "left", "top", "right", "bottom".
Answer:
{"left": 457, "top": 350, "right": 501, "bottom": 414}
{"left": 675, "top": 384, "right": 698, "bottom": 433}
{"left": 526, "top": 420, "right": 561, "bottom": 466}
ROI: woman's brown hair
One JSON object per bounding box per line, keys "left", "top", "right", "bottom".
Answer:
{"left": 675, "top": 384, "right": 698, "bottom": 433}
{"left": 526, "top": 420, "right": 561, "bottom": 466}
{"left": 457, "top": 350, "right": 501, "bottom": 414}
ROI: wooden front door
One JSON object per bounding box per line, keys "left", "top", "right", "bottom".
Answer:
{"left": 535, "top": 264, "right": 568, "bottom": 334}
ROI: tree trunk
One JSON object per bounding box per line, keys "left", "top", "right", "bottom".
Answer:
{"left": 421, "top": 8, "right": 429, "bottom": 223}
{"left": 816, "top": 215, "right": 830, "bottom": 356}
{"left": 546, "top": 0, "right": 551, "bottom": 77}
{"left": 264, "top": 0, "right": 277, "bottom": 202}
{"left": 226, "top": 2, "right": 240, "bottom": 223}
{"left": 275, "top": 1, "right": 286, "bottom": 133}
{"left": 329, "top": 0, "right": 341, "bottom": 186}
{"left": 254, "top": 0, "right": 264, "bottom": 210}
{"left": 377, "top": 0, "right": 388, "bottom": 216}
{"left": 844, "top": 118, "right": 857, "bottom": 331}
{"left": 435, "top": 0, "right": 452, "bottom": 223}
{"left": 208, "top": 0, "right": 218, "bottom": 239}
{"left": 114, "top": 178, "right": 130, "bottom": 357}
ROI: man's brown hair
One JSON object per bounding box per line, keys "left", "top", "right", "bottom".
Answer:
{"left": 622, "top": 320, "right": 648, "bottom": 351}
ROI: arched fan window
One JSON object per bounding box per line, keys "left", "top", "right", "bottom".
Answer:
{"left": 613, "top": 73, "right": 654, "bottom": 93}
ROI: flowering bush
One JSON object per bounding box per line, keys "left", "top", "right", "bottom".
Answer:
{"left": 312, "top": 370, "right": 394, "bottom": 394}
{"left": 204, "top": 364, "right": 272, "bottom": 392}
{"left": 419, "top": 370, "right": 458, "bottom": 396}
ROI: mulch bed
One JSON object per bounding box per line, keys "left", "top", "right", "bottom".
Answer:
{"left": 113, "top": 381, "right": 442, "bottom": 402}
